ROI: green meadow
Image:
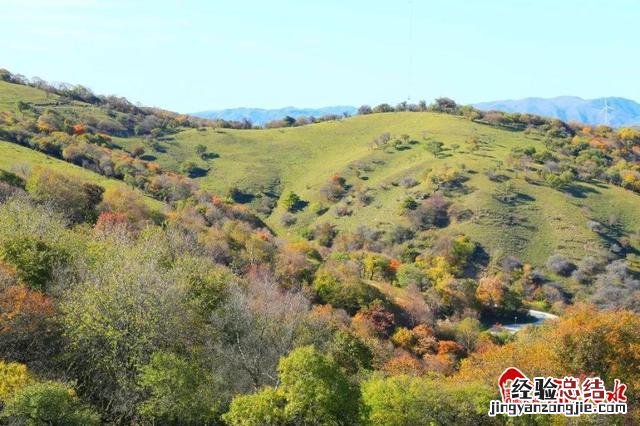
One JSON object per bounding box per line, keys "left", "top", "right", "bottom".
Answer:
{"left": 115, "top": 112, "right": 640, "bottom": 265}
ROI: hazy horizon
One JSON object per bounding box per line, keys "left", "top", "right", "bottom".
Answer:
{"left": 2, "top": 0, "right": 639, "bottom": 112}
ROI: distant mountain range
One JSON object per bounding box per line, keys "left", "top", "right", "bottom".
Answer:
{"left": 192, "top": 106, "right": 357, "bottom": 126}
{"left": 192, "top": 97, "right": 640, "bottom": 128}
{"left": 473, "top": 96, "right": 640, "bottom": 127}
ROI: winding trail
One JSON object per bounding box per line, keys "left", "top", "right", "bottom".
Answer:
{"left": 498, "top": 309, "right": 559, "bottom": 333}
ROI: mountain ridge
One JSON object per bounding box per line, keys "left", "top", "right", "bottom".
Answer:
{"left": 474, "top": 96, "right": 640, "bottom": 127}
{"left": 192, "top": 105, "right": 357, "bottom": 125}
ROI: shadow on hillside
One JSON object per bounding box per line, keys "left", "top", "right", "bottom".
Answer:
{"left": 464, "top": 245, "right": 490, "bottom": 278}
{"left": 188, "top": 167, "right": 209, "bottom": 178}
{"left": 594, "top": 221, "right": 640, "bottom": 257}
{"left": 489, "top": 174, "right": 510, "bottom": 182}
{"left": 471, "top": 153, "right": 495, "bottom": 159}
{"left": 202, "top": 152, "right": 220, "bottom": 160}
{"left": 444, "top": 184, "right": 476, "bottom": 197}
{"left": 563, "top": 183, "right": 599, "bottom": 198}
{"left": 231, "top": 190, "right": 255, "bottom": 204}
{"left": 497, "top": 192, "right": 535, "bottom": 207}
{"left": 140, "top": 154, "right": 157, "bottom": 161}
{"left": 289, "top": 200, "right": 309, "bottom": 213}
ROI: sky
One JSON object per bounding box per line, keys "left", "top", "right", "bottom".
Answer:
{"left": 1, "top": 0, "right": 639, "bottom": 112}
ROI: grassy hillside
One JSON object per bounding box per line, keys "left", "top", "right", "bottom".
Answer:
{"left": 1, "top": 77, "right": 638, "bottom": 267}
{"left": 116, "top": 112, "right": 640, "bottom": 265}
{"left": 0, "top": 139, "right": 162, "bottom": 208}
{"left": 0, "top": 80, "right": 59, "bottom": 109}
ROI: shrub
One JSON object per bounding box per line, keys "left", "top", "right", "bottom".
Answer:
{"left": 334, "top": 204, "right": 352, "bottom": 217}
{"left": 0, "top": 361, "right": 33, "bottom": 403}
{"left": 0, "top": 285, "right": 57, "bottom": 366}
{"left": 320, "top": 175, "right": 348, "bottom": 202}
{"left": 355, "top": 300, "right": 395, "bottom": 338}
{"left": 501, "top": 256, "right": 522, "bottom": 272}
{"left": 0, "top": 170, "right": 25, "bottom": 188}
{"left": 314, "top": 223, "right": 337, "bottom": 247}
{"left": 26, "top": 168, "right": 104, "bottom": 224}
{"left": 399, "top": 176, "right": 418, "bottom": 188}
{"left": 406, "top": 194, "right": 449, "bottom": 230}
{"left": 401, "top": 196, "right": 418, "bottom": 212}
{"left": 546, "top": 254, "right": 576, "bottom": 276}
{"left": 373, "top": 104, "right": 394, "bottom": 113}
{"left": 280, "top": 212, "right": 297, "bottom": 227}
{"left": 388, "top": 225, "right": 414, "bottom": 245}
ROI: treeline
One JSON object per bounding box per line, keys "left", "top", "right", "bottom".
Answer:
{"left": 357, "top": 97, "right": 575, "bottom": 136}
{"left": 263, "top": 112, "right": 349, "bottom": 129}
{"left": 497, "top": 125, "right": 640, "bottom": 194}
{"left": 253, "top": 97, "right": 579, "bottom": 131}
{"left": 0, "top": 69, "right": 255, "bottom": 131}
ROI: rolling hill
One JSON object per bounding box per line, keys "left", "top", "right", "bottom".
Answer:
{"left": 474, "top": 96, "right": 640, "bottom": 127}
{"left": 117, "top": 111, "right": 640, "bottom": 266}
{"left": 1, "top": 75, "right": 639, "bottom": 269}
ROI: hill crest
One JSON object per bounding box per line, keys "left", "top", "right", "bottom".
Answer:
{"left": 474, "top": 96, "right": 640, "bottom": 127}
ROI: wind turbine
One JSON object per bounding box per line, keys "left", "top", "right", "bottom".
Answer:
{"left": 601, "top": 98, "right": 614, "bottom": 126}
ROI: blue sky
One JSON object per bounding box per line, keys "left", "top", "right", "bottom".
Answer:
{"left": 1, "top": 0, "right": 638, "bottom": 112}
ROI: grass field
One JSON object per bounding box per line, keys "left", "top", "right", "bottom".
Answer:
{"left": 0, "top": 80, "right": 59, "bottom": 111}
{"left": 115, "top": 112, "right": 640, "bottom": 265}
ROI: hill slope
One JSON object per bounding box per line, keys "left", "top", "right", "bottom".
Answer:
{"left": 118, "top": 111, "right": 640, "bottom": 266}
{"left": 0, "top": 140, "right": 162, "bottom": 208}
{"left": 474, "top": 96, "right": 640, "bottom": 127}
{"left": 1, "top": 75, "right": 638, "bottom": 268}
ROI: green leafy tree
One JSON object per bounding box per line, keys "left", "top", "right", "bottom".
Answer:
{"left": 361, "top": 375, "right": 495, "bottom": 425}
{"left": 278, "top": 346, "right": 360, "bottom": 424}
{"left": 0, "top": 236, "right": 64, "bottom": 291}
{"left": 326, "top": 330, "right": 373, "bottom": 375}
{"left": 396, "top": 264, "right": 431, "bottom": 290}
{"left": 454, "top": 317, "right": 481, "bottom": 353}
{"left": 401, "top": 198, "right": 418, "bottom": 214}
{"left": 59, "top": 235, "right": 195, "bottom": 420}
{"left": 313, "top": 270, "right": 376, "bottom": 315}
{"left": 180, "top": 161, "right": 201, "bottom": 177}
{"left": 223, "top": 387, "right": 287, "bottom": 426}
{"left": 425, "top": 140, "right": 445, "bottom": 157}
{"left": 138, "top": 352, "right": 220, "bottom": 425}
{"left": 225, "top": 346, "right": 360, "bottom": 425}
{"left": 2, "top": 381, "right": 100, "bottom": 426}
{"left": 282, "top": 191, "right": 302, "bottom": 212}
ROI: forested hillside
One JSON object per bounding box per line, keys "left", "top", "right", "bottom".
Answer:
{"left": 1, "top": 70, "right": 640, "bottom": 424}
